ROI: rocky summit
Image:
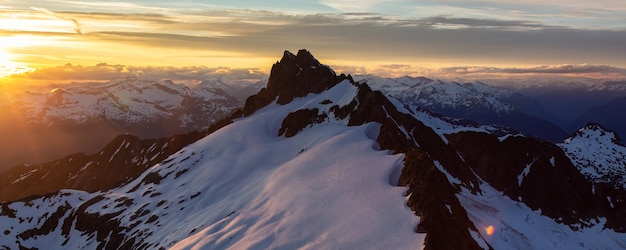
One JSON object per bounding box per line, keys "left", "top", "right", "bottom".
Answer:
{"left": 0, "top": 50, "right": 625, "bottom": 249}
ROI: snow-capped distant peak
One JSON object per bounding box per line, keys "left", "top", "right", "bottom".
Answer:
{"left": 564, "top": 123, "right": 623, "bottom": 146}
{"left": 3, "top": 50, "right": 626, "bottom": 250}
{"left": 354, "top": 75, "right": 516, "bottom": 114}
{"left": 560, "top": 123, "right": 626, "bottom": 188}
{"left": 9, "top": 78, "right": 244, "bottom": 129}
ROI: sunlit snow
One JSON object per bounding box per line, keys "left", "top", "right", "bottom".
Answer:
{"left": 0, "top": 80, "right": 425, "bottom": 249}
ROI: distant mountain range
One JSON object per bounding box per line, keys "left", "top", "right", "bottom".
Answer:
{"left": 0, "top": 78, "right": 263, "bottom": 171}
{"left": 1, "top": 50, "right": 625, "bottom": 249}
{"left": 355, "top": 75, "right": 567, "bottom": 141}
{"left": 13, "top": 78, "right": 246, "bottom": 130}
{"left": 4, "top": 66, "right": 624, "bottom": 173}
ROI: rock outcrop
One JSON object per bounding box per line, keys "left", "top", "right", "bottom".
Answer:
{"left": 2, "top": 50, "right": 626, "bottom": 249}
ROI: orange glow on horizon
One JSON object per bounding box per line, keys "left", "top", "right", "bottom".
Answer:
{"left": 485, "top": 225, "right": 495, "bottom": 236}
{"left": 0, "top": 49, "right": 31, "bottom": 78}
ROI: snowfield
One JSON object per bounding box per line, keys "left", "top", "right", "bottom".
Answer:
{"left": 0, "top": 80, "right": 425, "bottom": 249}
{"left": 2, "top": 72, "right": 626, "bottom": 249}
{"left": 559, "top": 124, "right": 626, "bottom": 188}
{"left": 458, "top": 180, "right": 626, "bottom": 249}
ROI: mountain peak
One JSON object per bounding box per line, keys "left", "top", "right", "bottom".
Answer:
{"left": 567, "top": 122, "right": 623, "bottom": 146}
{"left": 243, "top": 49, "right": 345, "bottom": 116}
{"left": 278, "top": 49, "right": 320, "bottom": 66}
{"left": 4, "top": 49, "right": 626, "bottom": 249}
{"left": 560, "top": 122, "right": 626, "bottom": 188}
{"left": 267, "top": 49, "right": 337, "bottom": 100}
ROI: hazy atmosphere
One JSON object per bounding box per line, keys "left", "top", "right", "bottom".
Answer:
{"left": 2, "top": 0, "right": 626, "bottom": 81}
{"left": 2, "top": 1, "right": 626, "bottom": 250}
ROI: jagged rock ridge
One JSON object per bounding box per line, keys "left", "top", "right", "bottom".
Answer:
{"left": 0, "top": 50, "right": 625, "bottom": 249}
{"left": 0, "top": 112, "right": 238, "bottom": 203}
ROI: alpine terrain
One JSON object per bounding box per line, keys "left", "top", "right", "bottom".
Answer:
{"left": 1, "top": 50, "right": 625, "bottom": 249}
{"left": 0, "top": 78, "right": 256, "bottom": 171}
{"left": 559, "top": 123, "right": 626, "bottom": 188}
{"left": 355, "top": 75, "right": 567, "bottom": 141}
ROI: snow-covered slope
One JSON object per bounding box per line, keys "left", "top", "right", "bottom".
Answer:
{"left": 458, "top": 180, "right": 625, "bottom": 249}
{"left": 0, "top": 78, "right": 424, "bottom": 250}
{"left": 1, "top": 50, "right": 626, "bottom": 250}
{"left": 559, "top": 123, "right": 626, "bottom": 188}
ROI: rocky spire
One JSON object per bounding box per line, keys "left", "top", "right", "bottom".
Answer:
{"left": 243, "top": 49, "right": 344, "bottom": 116}
{"left": 266, "top": 49, "right": 336, "bottom": 100}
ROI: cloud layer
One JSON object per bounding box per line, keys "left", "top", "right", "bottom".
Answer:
{"left": 1, "top": 2, "right": 626, "bottom": 79}
{"left": 63, "top": 10, "right": 626, "bottom": 66}
{"left": 11, "top": 63, "right": 267, "bottom": 83}
{"left": 10, "top": 61, "right": 626, "bottom": 87}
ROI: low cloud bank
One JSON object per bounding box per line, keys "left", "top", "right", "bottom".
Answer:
{"left": 10, "top": 63, "right": 268, "bottom": 84}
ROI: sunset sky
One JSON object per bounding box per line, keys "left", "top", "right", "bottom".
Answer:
{"left": 1, "top": 0, "right": 626, "bottom": 81}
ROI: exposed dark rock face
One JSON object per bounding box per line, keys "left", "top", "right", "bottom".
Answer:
{"left": 251, "top": 50, "right": 626, "bottom": 248}
{"left": 278, "top": 109, "right": 327, "bottom": 137}
{"left": 400, "top": 149, "right": 486, "bottom": 250}
{"left": 61, "top": 196, "right": 133, "bottom": 250}
{"left": 0, "top": 110, "right": 238, "bottom": 203}
{"left": 448, "top": 131, "right": 626, "bottom": 231}
{"left": 0, "top": 133, "right": 189, "bottom": 203}
{"left": 243, "top": 49, "right": 344, "bottom": 116}
{"left": 345, "top": 83, "right": 488, "bottom": 250}
{"left": 594, "top": 183, "right": 626, "bottom": 231}
{"left": 272, "top": 67, "right": 491, "bottom": 248}
{"left": 267, "top": 50, "right": 338, "bottom": 105}
{"left": 3, "top": 50, "right": 626, "bottom": 249}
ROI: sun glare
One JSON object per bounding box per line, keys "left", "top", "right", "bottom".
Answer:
{"left": 0, "top": 49, "right": 31, "bottom": 78}
{"left": 485, "top": 225, "right": 495, "bottom": 236}
{"left": 0, "top": 38, "right": 34, "bottom": 78}
{"left": 0, "top": 50, "right": 18, "bottom": 77}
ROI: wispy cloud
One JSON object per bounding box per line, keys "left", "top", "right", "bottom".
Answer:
{"left": 71, "top": 10, "right": 626, "bottom": 66}
{"left": 319, "top": 0, "right": 396, "bottom": 12}
{"left": 2, "top": 5, "right": 626, "bottom": 76}
{"left": 411, "top": 0, "right": 626, "bottom": 28}
{"left": 30, "top": 7, "right": 82, "bottom": 34}
{"left": 416, "top": 16, "right": 552, "bottom": 30}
